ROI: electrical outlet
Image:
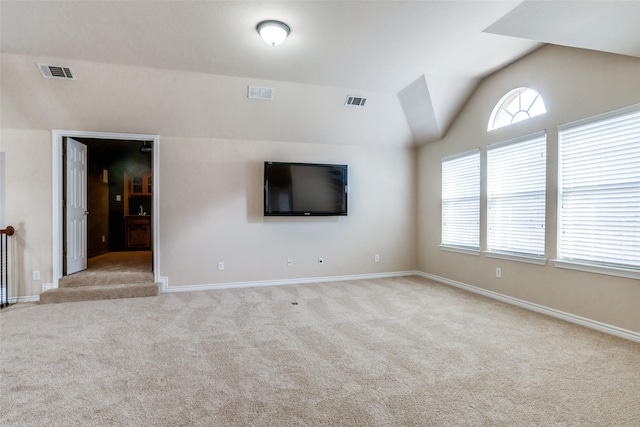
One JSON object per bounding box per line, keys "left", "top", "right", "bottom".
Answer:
{"left": 496, "top": 267, "right": 502, "bottom": 278}
{"left": 319, "top": 257, "right": 324, "bottom": 264}
{"left": 32, "top": 270, "right": 41, "bottom": 281}
{"left": 374, "top": 254, "right": 380, "bottom": 263}
{"left": 217, "top": 261, "right": 224, "bottom": 271}
{"left": 287, "top": 258, "right": 293, "bottom": 267}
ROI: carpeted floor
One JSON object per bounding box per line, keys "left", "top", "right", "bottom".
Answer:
{"left": 39, "top": 251, "right": 157, "bottom": 304}
{"left": 60, "top": 251, "right": 153, "bottom": 287}
{"left": 1, "top": 276, "right": 639, "bottom": 426}
{"left": 87, "top": 251, "right": 152, "bottom": 273}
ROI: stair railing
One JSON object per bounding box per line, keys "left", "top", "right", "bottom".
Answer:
{"left": 1, "top": 226, "right": 15, "bottom": 308}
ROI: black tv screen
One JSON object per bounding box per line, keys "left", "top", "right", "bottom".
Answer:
{"left": 264, "top": 162, "right": 348, "bottom": 216}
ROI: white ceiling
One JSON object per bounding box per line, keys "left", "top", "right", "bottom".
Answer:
{"left": 1, "top": 0, "right": 638, "bottom": 144}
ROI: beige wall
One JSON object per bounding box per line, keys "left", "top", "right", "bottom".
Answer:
{"left": 418, "top": 45, "right": 640, "bottom": 332}
{"left": 1, "top": 53, "right": 412, "bottom": 147}
{"left": 0, "top": 129, "right": 53, "bottom": 298}
{"left": 0, "top": 53, "right": 416, "bottom": 297}
{"left": 160, "top": 137, "right": 417, "bottom": 286}
{"left": 2, "top": 46, "right": 639, "bottom": 335}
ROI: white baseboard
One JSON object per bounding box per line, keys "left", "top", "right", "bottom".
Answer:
{"left": 11, "top": 271, "right": 636, "bottom": 343}
{"left": 417, "top": 271, "right": 640, "bottom": 343}
{"left": 161, "top": 271, "right": 418, "bottom": 293}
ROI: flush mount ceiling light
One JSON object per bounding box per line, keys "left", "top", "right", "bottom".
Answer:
{"left": 256, "top": 20, "right": 290, "bottom": 46}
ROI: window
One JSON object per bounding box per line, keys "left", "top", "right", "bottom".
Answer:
{"left": 488, "top": 87, "right": 546, "bottom": 131}
{"left": 487, "top": 132, "right": 547, "bottom": 258}
{"left": 558, "top": 104, "right": 640, "bottom": 272}
{"left": 441, "top": 150, "right": 480, "bottom": 251}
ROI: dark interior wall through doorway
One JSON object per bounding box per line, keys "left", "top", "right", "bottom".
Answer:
{"left": 87, "top": 150, "right": 109, "bottom": 256}
{"left": 80, "top": 139, "right": 152, "bottom": 256}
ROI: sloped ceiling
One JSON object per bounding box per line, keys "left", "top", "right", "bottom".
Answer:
{"left": 485, "top": 1, "right": 640, "bottom": 58}
{"left": 1, "top": 1, "right": 637, "bottom": 146}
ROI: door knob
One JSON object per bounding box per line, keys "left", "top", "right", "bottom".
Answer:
{"left": 84, "top": 211, "right": 89, "bottom": 215}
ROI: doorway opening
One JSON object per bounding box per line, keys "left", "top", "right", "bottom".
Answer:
{"left": 52, "top": 131, "right": 160, "bottom": 289}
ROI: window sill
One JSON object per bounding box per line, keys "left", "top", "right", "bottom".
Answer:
{"left": 552, "top": 259, "right": 640, "bottom": 280}
{"left": 439, "top": 245, "right": 480, "bottom": 256}
{"left": 483, "top": 251, "right": 547, "bottom": 265}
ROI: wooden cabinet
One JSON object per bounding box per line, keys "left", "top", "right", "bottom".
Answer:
{"left": 125, "top": 216, "right": 151, "bottom": 250}
{"left": 129, "top": 173, "right": 152, "bottom": 196}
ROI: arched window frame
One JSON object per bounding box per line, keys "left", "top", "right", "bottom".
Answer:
{"left": 488, "top": 87, "right": 546, "bottom": 131}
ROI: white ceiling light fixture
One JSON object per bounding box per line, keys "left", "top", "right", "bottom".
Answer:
{"left": 256, "top": 20, "right": 290, "bottom": 47}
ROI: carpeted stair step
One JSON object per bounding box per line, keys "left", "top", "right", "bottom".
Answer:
{"left": 40, "top": 282, "right": 160, "bottom": 304}
{"left": 59, "top": 272, "right": 154, "bottom": 288}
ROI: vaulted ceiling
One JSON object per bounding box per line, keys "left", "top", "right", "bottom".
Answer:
{"left": 1, "top": 1, "right": 638, "bottom": 145}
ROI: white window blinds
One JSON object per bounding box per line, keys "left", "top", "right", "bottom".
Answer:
{"left": 442, "top": 150, "right": 480, "bottom": 250}
{"left": 558, "top": 104, "right": 640, "bottom": 269}
{"left": 487, "top": 132, "right": 546, "bottom": 257}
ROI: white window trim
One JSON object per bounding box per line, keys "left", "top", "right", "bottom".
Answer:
{"left": 440, "top": 245, "right": 481, "bottom": 256}
{"left": 486, "top": 131, "right": 547, "bottom": 258}
{"left": 557, "top": 102, "right": 640, "bottom": 130}
{"left": 488, "top": 87, "right": 546, "bottom": 131}
{"left": 552, "top": 259, "right": 640, "bottom": 280}
{"left": 557, "top": 102, "right": 640, "bottom": 273}
{"left": 486, "top": 130, "right": 546, "bottom": 151}
{"left": 484, "top": 251, "right": 547, "bottom": 265}
{"left": 441, "top": 149, "right": 481, "bottom": 252}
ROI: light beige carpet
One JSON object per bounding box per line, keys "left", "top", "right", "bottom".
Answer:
{"left": 59, "top": 251, "right": 153, "bottom": 287}
{"left": 87, "top": 251, "right": 152, "bottom": 273}
{"left": 40, "top": 251, "right": 157, "bottom": 304}
{"left": 1, "top": 276, "right": 639, "bottom": 426}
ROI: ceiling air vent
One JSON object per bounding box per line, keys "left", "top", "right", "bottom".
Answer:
{"left": 248, "top": 86, "right": 274, "bottom": 100}
{"left": 37, "top": 63, "right": 76, "bottom": 80}
{"left": 345, "top": 95, "right": 367, "bottom": 107}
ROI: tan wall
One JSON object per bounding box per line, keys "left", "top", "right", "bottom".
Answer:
{"left": 0, "top": 129, "right": 53, "bottom": 298}
{"left": 1, "top": 131, "right": 417, "bottom": 295}
{"left": 0, "top": 53, "right": 416, "bottom": 297}
{"left": 417, "top": 45, "right": 640, "bottom": 332}
{"left": 0, "top": 53, "right": 412, "bottom": 147}
{"left": 3, "top": 46, "right": 639, "bottom": 335}
{"left": 159, "top": 137, "right": 417, "bottom": 286}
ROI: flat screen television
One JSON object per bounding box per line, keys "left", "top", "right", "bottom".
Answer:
{"left": 264, "top": 161, "right": 348, "bottom": 216}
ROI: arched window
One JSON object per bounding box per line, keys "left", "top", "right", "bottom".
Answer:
{"left": 488, "top": 87, "right": 546, "bottom": 131}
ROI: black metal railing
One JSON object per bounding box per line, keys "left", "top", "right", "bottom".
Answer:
{"left": 1, "top": 226, "right": 15, "bottom": 308}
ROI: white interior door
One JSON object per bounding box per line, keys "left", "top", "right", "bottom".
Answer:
{"left": 65, "top": 138, "right": 88, "bottom": 275}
